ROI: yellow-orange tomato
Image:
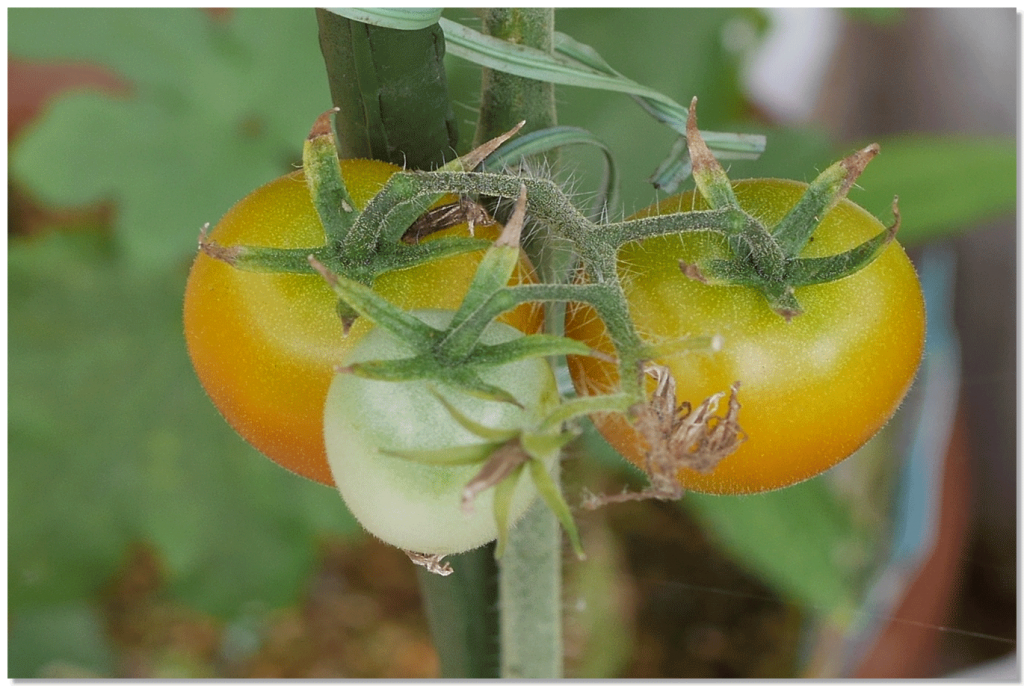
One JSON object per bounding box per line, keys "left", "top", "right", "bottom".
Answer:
{"left": 184, "top": 159, "right": 541, "bottom": 485}
{"left": 565, "top": 179, "right": 925, "bottom": 495}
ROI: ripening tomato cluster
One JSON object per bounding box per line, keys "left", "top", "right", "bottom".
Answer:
{"left": 184, "top": 135, "right": 924, "bottom": 557}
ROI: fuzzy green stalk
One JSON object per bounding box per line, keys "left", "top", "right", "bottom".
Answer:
{"left": 470, "top": 8, "right": 565, "bottom": 680}
{"left": 473, "top": 9, "right": 558, "bottom": 147}
{"left": 499, "top": 465, "right": 564, "bottom": 678}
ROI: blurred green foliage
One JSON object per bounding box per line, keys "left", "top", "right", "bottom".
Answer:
{"left": 7, "top": 7, "right": 1014, "bottom": 678}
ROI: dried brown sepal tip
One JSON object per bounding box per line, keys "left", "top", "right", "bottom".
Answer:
{"left": 406, "top": 551, "right": 454, "bottom": 577}
{"left": 772, "top": 287, "right": 800, "bottom": 322}
{"left": 198, "top": 225, "right": 243, "bottom": 266}
{"left": 581, "top": 365, "right": 746, "bottom": 510}
{"left": 402, "top": 198, "right": 495, "bottom": 244}
{"left": 451, "top": 119, "right": 526, "bottom": 172}
{"left": 460, "top": 439, "right": 530, "bottom": 514}
{"left": 837, "top": 143, "right": 880, "bottom": 200}
{"left": 888, "top": 195, "right": 901, "bottom": 238}
{"left": 308, "top": 106, "right": 341, "bottom": 141}
{"left": 495, "top": 184, "right": 529, "bottom": 248}
{"left": 686, "top": 97, "right": 737, "bottom": 210}
{"left": 678, "top": 260, "right": 709, "bottom": 284}
{"left": 685, "top": 97, "right": 720, "bottom": 176}
{"left": 774, "top": 307, "right": 800, "bottom": 323}
{"left": 307, "top": 254, "right": 337, "bottom": 288}
{"left": 339, "top": 309, "right": 358, "bottom": 336}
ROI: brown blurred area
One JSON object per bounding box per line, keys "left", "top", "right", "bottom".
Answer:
{"left": 814, "top": 8, "right": 1017, "bottom": 678}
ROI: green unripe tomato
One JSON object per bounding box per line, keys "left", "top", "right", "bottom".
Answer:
{"left": 323, "top": 310, "right": 559, "bottom": 555}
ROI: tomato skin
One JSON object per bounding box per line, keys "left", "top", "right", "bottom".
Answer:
{"left": 324, "top": 310, "right": 559, "bottom": 555}
{"left": 184, "top": 160, "right": 542, "bottom": 485}
{"left": 565, "top": 178, "right": 925, "bottom": 495}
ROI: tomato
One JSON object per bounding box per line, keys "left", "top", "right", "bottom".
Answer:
{"left": 565, "top": 178, "right": 925, "bottom": 495}
{"left": 323, "top": 309, "right": 559, "bottom": 555}
{"left": 184, "top": 159, "right": 542, "bottom": 485}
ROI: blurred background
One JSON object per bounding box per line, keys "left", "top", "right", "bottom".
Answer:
{"left": 8, "top": 8, "right": 1016, "bottom": 678}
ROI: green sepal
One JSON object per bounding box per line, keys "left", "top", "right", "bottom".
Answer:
{"left": 381, "top": 443, "right": 499, "bottom": 466}
{"left": 786, "top": 223, "right": 897, "bottom": 287}
{"left": 470, "top": 334, "right": 593, "bottom": 368}
{"left": 520, "top": 430, "right": 577, "bottom": 463}
{"left": 444, "top": 369, "right": 526, "bottom": 406}
{"left": 303, "top": 109, "right": 358, "bottom": 243}
{"left": 309, "top": 257, "right": 438, "bottom": 349}
{"left": 696, "top": 258, "right": 803, "bottom": 320}
{"left": 388, "top": 236, "right": 493, "bottom": 270}
{"left": 733, "top": 214, "right": 790, "bottom": 281}
{"left": 442, "top": 244, "right": 521, "bottom": 353}
{"left": 345, "top": 356, "right": 525, "bottom": 404}
{"left": 342, "top": 355, "right": 439, "bottom": 382}
{"left": 492, "top": 464, "right": 524, "bottom": 559}
{"left": 770, "top": 144, "right": 879, "bottom": 257}
{"left": 536, "top": 393, "right": 633, "bottom": 433}
{"left": 431, "top": 389, "right": 521, "bottom": 443}
{"left": 527, "top": 458, "right": 585, "bottom": 560}
{"left": 695, "top": 256, "right": 768, "bottom": 288}
{"left": 200, "top": 243, "right": 326, "bottom": 274}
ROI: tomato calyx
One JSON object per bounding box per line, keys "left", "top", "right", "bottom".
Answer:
{"left": 196, "top": 111, "right": 527, "bottom": 331}
{"left": 682, "top": 97, "right": 900, "bottom": 320}
{"left": 304, "top": 107, "right": 359, "bottom": 242}
{"left": 309, "top": 188, "right": 594, "bottom": 403}
{"left": 388, "top": 398, "right": 583, "bottom": 559}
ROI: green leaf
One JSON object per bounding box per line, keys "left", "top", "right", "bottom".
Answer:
{"left": 683, "top": 476, "right": 869, "bottom": 621}
{"left": 439, "top": 16, "right": 764, "bottom": 166}
{"left": 432, "top": 390, "right": 521, "bottom": 442}
{"left": 473, "top": 334, "right": 593, "bottom": 368}
{"left": 9, "top": 8, "right": 330, "bottom": 271}
{"left": 846, "top": 135, "right": 1015, "bottom": 246}
{"left": 9, "top": 233, "right": 361, "bottom": 617}
{"left": 517, "top": 8, "right": 767, "bottom": 213}
{"left": 325, "top": 7, "right": 443, "bottom": 31}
